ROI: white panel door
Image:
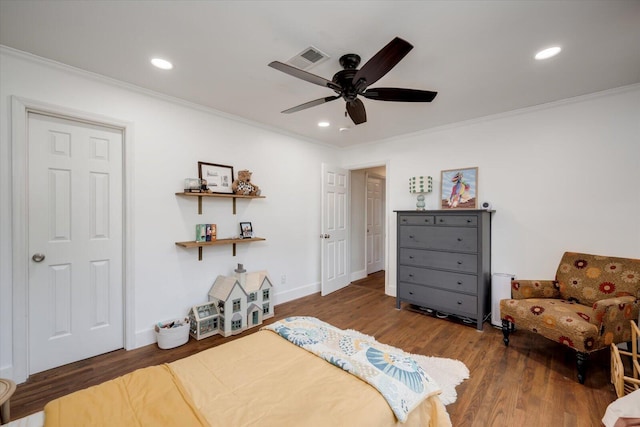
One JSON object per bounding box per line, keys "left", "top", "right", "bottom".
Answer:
{"left": 28, "top": 113, "right": 123, "bottom": 374}
{"left": 321, "top": 163, "right": 350, "bottom": 296}
{"left": 366, "top": 175, "right": 385, "bottom": 274}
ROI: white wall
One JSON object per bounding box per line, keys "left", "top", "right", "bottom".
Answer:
{"left": 340, "top": 85, "right": 640, "bottom": 295}
{"left": 0, "top": 49, "right": 336, "bottom": 378}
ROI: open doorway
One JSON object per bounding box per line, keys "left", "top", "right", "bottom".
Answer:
{"left": 349, "top": 165, "right": 387, "bottom": 290}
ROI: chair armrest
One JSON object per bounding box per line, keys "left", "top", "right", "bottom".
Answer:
{"left": 593, "top": 296, "right": 639, "bottom": 343}
{"left": 510, "top": 279, "right": 560, "bottom": 300}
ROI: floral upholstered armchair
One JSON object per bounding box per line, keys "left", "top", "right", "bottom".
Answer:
{"left": 500, "top": 252, "right": 640, "bottom": 384}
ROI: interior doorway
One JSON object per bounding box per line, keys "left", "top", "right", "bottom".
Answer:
{"left": 11, "top": 96, "right": 134, "bottom": 384}
{"left": 349, "top": 164, "right": 387, "bottom": 290}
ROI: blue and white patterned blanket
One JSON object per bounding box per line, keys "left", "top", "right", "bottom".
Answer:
{"left": 262, "top": 316, "right": 443, "bottom": 422}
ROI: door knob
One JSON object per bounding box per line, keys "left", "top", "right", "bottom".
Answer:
{"left": 32, "top": 253, "right": 45, "bottom": 262}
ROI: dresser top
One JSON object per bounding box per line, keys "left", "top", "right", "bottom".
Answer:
{"left": 394, "top": 209, "right": 494, "bottom": 213}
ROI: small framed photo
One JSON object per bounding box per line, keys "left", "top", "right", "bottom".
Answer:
{"left": 239, "top": 222, "right": 253, "bottom": 239}
{"left": 441, "top": 167, "right": 478, "bottom": 209}
{"left": 198, "top": 162, "right": 234, "bottom": 194}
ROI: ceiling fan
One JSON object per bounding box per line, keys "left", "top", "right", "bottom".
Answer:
{"left": 268, "top": 37, "right": 437, "bottom": 125}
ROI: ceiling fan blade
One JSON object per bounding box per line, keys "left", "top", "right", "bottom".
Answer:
{"left": 362, "top": 87, "right": 438, "bottom": 102}
{"left": 352, "top": 37, "right": 413, "bottom": 90}
{"left": 269, "top": 61, "right": 341, "bottom": 91}
{"left": 281, "top": 96, "right": 340, "bottom": 114}
{"left": 346, "top": 98, "right": 367, "bottom": 125}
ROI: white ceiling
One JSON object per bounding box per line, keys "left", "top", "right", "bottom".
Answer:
{"left": 1, "top": 1, "right": 639, "bottom": 148}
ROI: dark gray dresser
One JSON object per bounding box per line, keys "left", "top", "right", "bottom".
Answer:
{"left": 395, "top": 210, "right": 493, "bottom": 330}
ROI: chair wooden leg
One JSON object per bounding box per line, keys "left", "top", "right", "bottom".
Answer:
{"left": 502, "top": 319, "right": 512, "bottom": 346}
{"left": 576, "top": 351, "right": 589, "bottom": 384}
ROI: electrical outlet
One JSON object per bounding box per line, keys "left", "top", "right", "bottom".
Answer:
{"left": 281, "top": 274, "right": 286, "bottom": 284}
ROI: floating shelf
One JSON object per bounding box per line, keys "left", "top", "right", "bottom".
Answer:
{"left": 175, "top": 192, "right": 265, "bottom": 215}
{"left": 175, "top": 237, "right": 266, "bottom": 260}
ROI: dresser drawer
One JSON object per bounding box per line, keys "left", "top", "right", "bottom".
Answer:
{"left": 398, "top": 283, "right": 478, "bottom": 317}
{"left": 399, "top": 226, "right": 478, "bottom": 252}
{"left": 399, "top": 248, "right": 478, "bottom": 273}
{"left": 398, "top": 215, "right": 435, "bottom": 226}
{"left": 398, "top": 266, "right": 477, "bottom": 294}
{"left": 435, "top": 215, "right": 478, "bottom": 227}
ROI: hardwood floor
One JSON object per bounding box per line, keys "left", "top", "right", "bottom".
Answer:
{"left": 10, "top": 270, "right": 616, "bottom": 426}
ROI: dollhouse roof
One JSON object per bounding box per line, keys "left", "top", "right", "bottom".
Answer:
{"left": 191, "top": 301, "right": 218, "bottom": 319}
{"left": 243, "top": 271, "right": 273, "bottom": 293}
{"left": 209, "top": 275, "right": 246, "bottom": 301}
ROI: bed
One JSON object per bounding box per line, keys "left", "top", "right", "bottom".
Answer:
{"left": 12, "top": 317, "right": 465, "bottom": 427}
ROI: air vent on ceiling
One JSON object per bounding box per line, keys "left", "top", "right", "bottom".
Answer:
{"left": 286, "top": 46, "right": 330, "bottom": 70}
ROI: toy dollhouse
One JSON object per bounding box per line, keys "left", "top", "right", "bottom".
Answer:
{"left": 189, "top": 264, "right": 274, "bottom": 339}
{"left": 187, "top": 302, "right": 219, "bottom": 340}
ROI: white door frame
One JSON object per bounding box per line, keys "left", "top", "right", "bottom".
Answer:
{"left": 11, "top": 96, "right": 135, "bottom": 383}
{"left": 345, "top": 160, "right": 390, "bottom": 293}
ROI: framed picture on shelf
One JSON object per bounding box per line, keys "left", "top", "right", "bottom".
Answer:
{"left": 440, "top": 167, "right": 478, "bottom": 209}
{"left": 198, "top": 162, "right": 234, "bottom": 194}
{"left": 239, "top": 222, "right": 253, "bottom": 239}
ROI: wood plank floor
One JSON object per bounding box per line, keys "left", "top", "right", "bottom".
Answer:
{"left": 10, "top": 271, "right": 617, "bottom": 426}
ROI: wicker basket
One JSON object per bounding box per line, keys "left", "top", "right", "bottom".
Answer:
{"left": 610, "top": 320, "right": 640, "bottom": 398}
{"left": 155, "top": 318, "right": 190, "bottom": 349}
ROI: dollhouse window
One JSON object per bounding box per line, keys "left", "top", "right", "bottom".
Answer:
{"left": 263, "top": 303, "right": 270, "bottom": 314}
{"left": 232, "top": 299, "right": 241, "bottom": 312}
{"left": 249, "top": 292, "right": 257, "bottom": 302}
{"left": 263, "top": 289, "right": 270, "bottom": 300}
{"left": 231, "top": 319, "right": 241, "bottom": 330}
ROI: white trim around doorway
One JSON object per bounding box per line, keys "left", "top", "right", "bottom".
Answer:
{"left": 10, "top": 96, "right": 135, "bottom": 383}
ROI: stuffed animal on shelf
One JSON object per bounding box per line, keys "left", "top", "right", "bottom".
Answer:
{"left": 232, "top": 170, "right": 261, "bottom": 196}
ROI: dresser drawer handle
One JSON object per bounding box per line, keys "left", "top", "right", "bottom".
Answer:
{"left": 409, "top": 291, "right": 414, "bottom": 295}
{"left": 409, "top": 256, "right": 414, "bottom": 259}
{"left": 457, "top": 261, "right": 463, "bottom": 265}
{"left": 457, "top": 237, "right": 463, "bottom": 242}
{"left": 457, "top": 300, "right": 463, "bottom": 305}
{"left": 402, "top": 218, "right": 407, "bottom": 223}
{"left": 408, "top": 274, "right": 414, "bottom": 277}
{"left": 439, "top": 219, "right": 444, "bottom": 223}
{"left": 409, "top": 235, "right": 414, "bottom": 239}
{"left": 457, "top": 281, "right": 463, "bottom": 285}
{"left": 467, "top": 219, "right": 472, "bottom": 223}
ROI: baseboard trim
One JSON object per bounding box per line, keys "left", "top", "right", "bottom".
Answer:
{"left": 0, "top": 365, "right": 14, "bottom": 382}
{"left": 133, "top": 281, "right": 321, "bottom": 349}
{"left": 274, "top": 281, "right": 320, "bottom": 305}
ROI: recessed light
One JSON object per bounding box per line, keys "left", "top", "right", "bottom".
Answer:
{"left": 151, "top": 58, "right": 173, "bottom": 70}
{"left": 339, "top": 127, "right": 350, "bottom": 132}
{"left": 318, "top": 121, "right": 330, "bottom": 127}
{"left": 535, "top": 46, "right": 561, "bottom": 60}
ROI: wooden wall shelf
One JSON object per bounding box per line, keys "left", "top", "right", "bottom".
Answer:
{"left": 175, "top": 192, "right": 265, "bottom": 215}
{"left": 175, "top": 237, "right": 266, "bottom": 260}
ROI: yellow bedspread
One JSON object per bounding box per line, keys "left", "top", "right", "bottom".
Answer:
{"left": 44, "top": 330, "right": 451, "bottom": 427}
{"left": 44, "top": 364, "right": 208, "bottom": 426}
